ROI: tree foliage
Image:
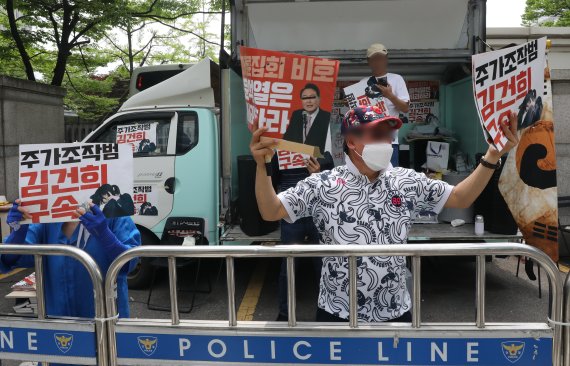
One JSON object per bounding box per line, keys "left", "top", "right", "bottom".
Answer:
{"left": 522, "top": 0, "right": 570, "bottom": 26}
{"left": 0, "top": 0, "right": 230, "bottom": 122}
{"left": 5, "top": 0, "right": 125, "bottom": 85}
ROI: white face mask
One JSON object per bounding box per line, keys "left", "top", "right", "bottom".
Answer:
{"left": 353, "top": 142, "right": 393, "bottom": 171}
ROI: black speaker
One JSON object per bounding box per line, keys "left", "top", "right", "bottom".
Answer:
{"left": 412, "top": 140, "right": 429, "bottom": 172}
{"left": 474, "top": 154, "right": 518, "bottom": 235}
{"left": 237, "top": 155, "right": 279, "bottom": 236}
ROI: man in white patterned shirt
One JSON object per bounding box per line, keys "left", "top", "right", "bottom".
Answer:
{"left": 251, "top": 105, "right": 519, "bottom": 322}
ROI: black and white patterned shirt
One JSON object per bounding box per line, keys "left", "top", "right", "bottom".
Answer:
{"left": 277, "top": 155, "right": 454, "bottom": 322}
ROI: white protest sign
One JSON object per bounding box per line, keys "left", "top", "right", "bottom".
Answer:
{"left": 472, "top": 38, "right": 546, "bottom": 152}
{"left": 19, "top": 143, "right": 134, "bottom": 223}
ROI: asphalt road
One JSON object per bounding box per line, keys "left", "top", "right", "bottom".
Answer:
{"left": 0, "top": 254, "right": 562, "bottom": 365}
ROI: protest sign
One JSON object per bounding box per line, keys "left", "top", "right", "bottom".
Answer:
{"left": 330, "top": 97, "right": 350, "bottom": 167}
{"left": 240, "top": 47, "right": 339, "bottom": 170}
{"left": 494, "top": 38, "right": 559, "bottom": 261}
{"left": 407, "top": 80, "right": 439, "bottom": 101}
{"left": 402, "top": 81, "right": 440, "bottom": 123}
{"left": 408, "top": 101, "right": 439, "bottom": 123}
{"left": 343, "top": 78, "right": 388, "bottom": 111}
{"left": 133, "top": 185, "right": 159, "bottom": 216}
{"left": 472, "top": 38, "right": 546, "bottom": 152}
{"left": 116, "top": 122, "right": 158, "bottom": 153}
{"left": 19, "top": 143, "right": 134, "bottom": 223}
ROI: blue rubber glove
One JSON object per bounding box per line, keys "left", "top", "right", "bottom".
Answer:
{"left": 5, "top": 201, "right": 29, "bottom": 243}
{"left": 2, "top": 201, "right": 30, "bottom": 267}
{"left": 79, "top": 204, "right": 129, "bottom": 258}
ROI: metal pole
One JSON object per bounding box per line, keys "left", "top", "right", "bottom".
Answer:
{"left": 226, "top": 256, "right": 237, "bottom": 326}
{"left": 106, "top": 281, "right": 119, "bottom": 366}
{"left": 168, "top": 257, "right": 180, "bottom": 325}
{"left": 34, "top": 255, "right": 48, "bottom": 366}
{"left": 563, "top": 273, "right": 570, "bottom": 366}
{"left": 476, "top": 255, "right": 486, "bottom": 328}
{"left": 0, "top": 245, "right": 105, "bottom": 366}
{"left": 348, "top": 256, "right": 358, "bottom": 328}
{"left": 287, "top": 256, "right": 296, "bottom": 327}
{"left": 412, "top": 256, "right": 421, "bottom": 328}
{"left": 34, "top": 255, "right": 46, "bottom": 320}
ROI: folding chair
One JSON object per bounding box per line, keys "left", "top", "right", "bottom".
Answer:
{"left": 557, "top": 196, "right": 570, "bottom": 260}
{"left": 146, "top": 217, "right": 212, "bottom": 313}
{"left": 515, "top": 196, "right": 570, "bottom": 299}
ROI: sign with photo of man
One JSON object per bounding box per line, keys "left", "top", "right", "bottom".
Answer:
{"left": 240, "top": 47, "right": 340, "bottom": 170}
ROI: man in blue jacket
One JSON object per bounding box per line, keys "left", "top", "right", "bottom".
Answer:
{"left": 1, "top": 199, "right": 140, "bottom": 329}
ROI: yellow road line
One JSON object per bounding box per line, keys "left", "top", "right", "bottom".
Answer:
{"left": 237, "top": 260, "right": 268, "bottom": 321}
{"left": 0, "top": 268, "right": 25, "bottom": 280}
{"left": 559, "top": 263, "right": 570, "bottom": 274}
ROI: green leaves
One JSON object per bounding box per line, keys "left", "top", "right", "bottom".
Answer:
{"left": 1, "top": 0, "right": 229, "bottom": 122}
{"left": 522, "top": 0, "right": 570, "bottom": 26}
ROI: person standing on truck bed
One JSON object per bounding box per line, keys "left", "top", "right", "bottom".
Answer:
{"left": 251, "top": 105, "right": 518, "bottom": 323}
{"left": 364, "top": 43, "right": 410, "bottom": 167}
{"left": 274, "top": 83, "right": 335, "bottom": 321}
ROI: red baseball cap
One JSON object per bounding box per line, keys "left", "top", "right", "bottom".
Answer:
{"left": 341, "top": 105, "right": 402, "bottom": 135}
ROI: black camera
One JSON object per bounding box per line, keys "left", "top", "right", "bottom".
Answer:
{"left": 377, "top": 77, "right": 388, "bottom": 87}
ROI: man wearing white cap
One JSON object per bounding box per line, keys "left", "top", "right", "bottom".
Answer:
{"left": 363, "top": 43, "right": 410, "bottom": 167}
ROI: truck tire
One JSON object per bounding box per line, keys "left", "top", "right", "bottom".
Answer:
{"left": 127, "top": 230, "right": 157, "bottom": 289}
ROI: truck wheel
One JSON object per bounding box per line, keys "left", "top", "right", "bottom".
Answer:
{"left": 127, "top": 230, "right": 157, "bottom": 289}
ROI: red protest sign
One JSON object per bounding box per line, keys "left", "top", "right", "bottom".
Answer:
{"left": 241, "top": 47, "right": 340, "bottom": 170}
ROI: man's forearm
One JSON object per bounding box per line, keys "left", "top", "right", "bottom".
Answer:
{"left": 255, "top": 165, "right": 285, "bottom": 221}
{"left": 388, "top": 96, "right": 409, "bottom": 113}
{"left": 446, "top": 152, "right": 500, "bottom": 209}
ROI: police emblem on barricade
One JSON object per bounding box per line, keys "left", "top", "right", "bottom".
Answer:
{"left": 138, "top": 336, "right": 158, "bottom": 356}
{"left": 502, "top": 341, "right": 525, "bottom": 363}
{"left": 54, "top": 333, "right": 74, "bottom": 354}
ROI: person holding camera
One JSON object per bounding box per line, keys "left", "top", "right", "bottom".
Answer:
{"left": 363, "top": 43, "right": 410, "bottom": 167}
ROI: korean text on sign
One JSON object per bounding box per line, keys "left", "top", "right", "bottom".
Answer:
{"left": 241, "top": 54, "right": 337, "bottom": 135}
{"left": 472, "top": 38, "right": 546, "bottom": 151}
{"left": 116, "top": 122, "right": 158, "bottom": 153}
{"left": 343, "top": 79, "right": 388, "bottom": 114}
{"left": 277, "top": 150, "right": 310, "bottom": 171}
{"left": 240, "top": 47, "right": 339, "bottom": 171}
{"left": 243, "top": 79, "right": 294, "bottom": 136}
{"left": 19, "top": 143, "right": 133, "bottom": 223}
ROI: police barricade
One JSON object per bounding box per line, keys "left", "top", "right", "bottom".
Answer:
{"left": 105, "top": 243, "right": 563, "bottom": 366}
{"left": 0, "top": 245, "right": 107, "bottom": 366}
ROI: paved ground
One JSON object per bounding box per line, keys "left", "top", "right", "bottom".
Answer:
{"left": 0, "top": 253, "right": 565, "bottom": 365}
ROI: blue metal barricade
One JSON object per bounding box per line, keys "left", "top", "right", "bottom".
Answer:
{"left": 0, "top": 245, "right": 107, "bottom": 366}
{"left": 105, "top": 243, "right": 563, "bottom": 366}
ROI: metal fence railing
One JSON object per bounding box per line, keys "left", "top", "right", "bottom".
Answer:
{"left": 563, "top": 273, "right": 570, "bottom": 366}
{"left": 105, "top": 243, "right": 563, "bottom": 366}
{"left": 0, "top": 245, "right": 107, "bottom": 366}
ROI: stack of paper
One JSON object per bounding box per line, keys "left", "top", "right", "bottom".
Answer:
{"left": 8, "top": 272, "right": 37, "bottom": 315}
{"left": 12, "top": 298, "right": 37, "bottom": 314}
{"left": 11, "top": 272, "right": 36, "bottom": 291}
